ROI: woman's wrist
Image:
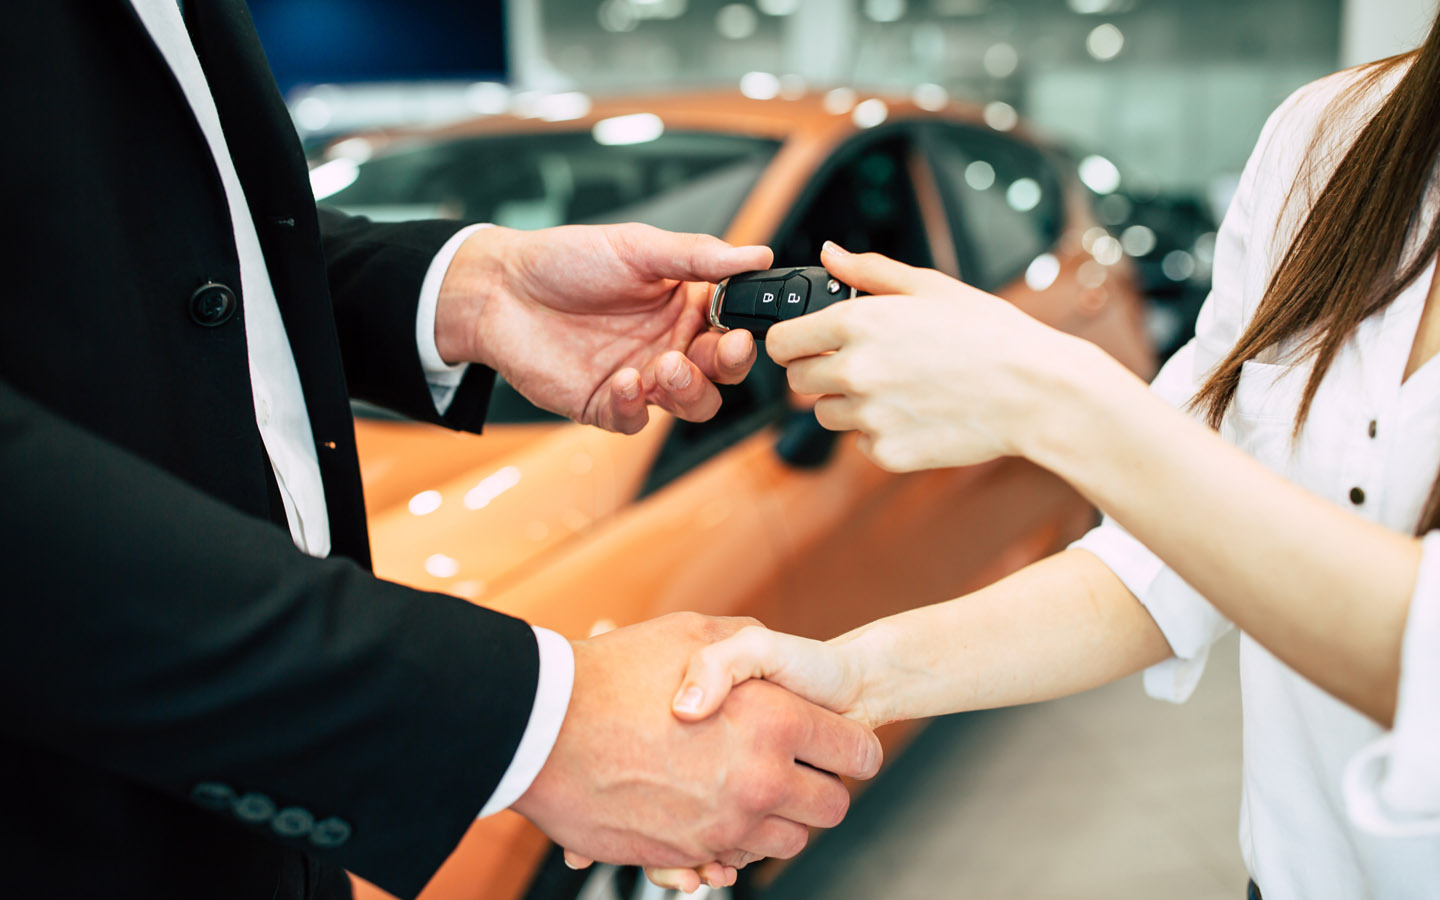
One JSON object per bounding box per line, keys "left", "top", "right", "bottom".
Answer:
{"left": 1016, "top": 334, "right": 1147, "bottom": 484}
{"left": 829, "top": 620, "right": 909, "bottom": 728}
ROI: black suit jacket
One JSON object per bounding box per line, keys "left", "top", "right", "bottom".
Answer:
{"left": 0, "top": 3, "right": 541, "bottom": 897}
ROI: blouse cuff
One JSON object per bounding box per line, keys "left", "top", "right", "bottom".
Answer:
{"left": 1343, "top": 530, "right": 1440, "bottom": 836}
{"left": 1072, "top": 520, "right": 1233, "bottom": 703}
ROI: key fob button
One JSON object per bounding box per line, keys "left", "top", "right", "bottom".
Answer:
{"left": 754, "top": 281, "right": 782, "bottom": 318}
{"left": 722, "top": 279, "right": 760, "bottom": 317}
{"left": 778, "top": 275, "right": 811, "bottom": 320}
{"left": 710, "top": 266, "right": 854, "bottom": 338}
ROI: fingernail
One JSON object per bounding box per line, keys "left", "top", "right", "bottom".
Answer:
{"left": 674, "top": 685, "right": 704, "bottom": 713}
{"left": 619, "top": 376, "right": 641, "bottom": 401}
{"left": 563, "top": 857, "right": 581, "bottom": 871}
{"left": 822, "top": 240, "right": 850, "bottom": 257}
{"left": 864, "top": 738, "right": 883, "bottom": 776}
{"left": 666, "top": 357, "right": 692, "bottom": 390}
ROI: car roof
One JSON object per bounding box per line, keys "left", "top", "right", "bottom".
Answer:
{"left": 327, "top": 88, "right": 1042, "bottom": 153}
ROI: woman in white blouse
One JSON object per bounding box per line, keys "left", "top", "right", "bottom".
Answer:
{"left": 638, "top": 10, "right": 1440, "bottom": 900}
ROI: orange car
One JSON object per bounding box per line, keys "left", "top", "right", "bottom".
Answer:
{"left": 318, "top": 90, "right": 1156, "bottom": 900}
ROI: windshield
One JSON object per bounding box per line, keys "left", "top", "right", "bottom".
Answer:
{"left": 321, "top": 130, "right": 780, "bottom": 237}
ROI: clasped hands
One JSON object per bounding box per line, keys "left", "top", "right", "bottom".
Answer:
{"left": 551, "top": 621, "right": 887, "bottom": 894}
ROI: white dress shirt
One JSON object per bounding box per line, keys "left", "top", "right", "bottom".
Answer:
{"left": 1074, "top": 64, "right": 1440, "bottom": 898}
{"left": 130, "top": 0, "right": 571, "bottom": 819}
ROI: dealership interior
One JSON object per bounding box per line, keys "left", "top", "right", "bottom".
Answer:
{"left": 233, "top": 1, "right": 1434, "bottom": 898}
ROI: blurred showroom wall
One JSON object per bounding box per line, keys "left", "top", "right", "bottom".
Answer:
{"left": 264, "top": 0, "right": 1437, "bottom": 220}
{"left": 509, "top": 0, "right": 1436, "bottom": 212}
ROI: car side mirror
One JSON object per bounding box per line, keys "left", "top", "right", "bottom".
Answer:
{"left": 775, "top": 409, "right": 839, "bottom": 468}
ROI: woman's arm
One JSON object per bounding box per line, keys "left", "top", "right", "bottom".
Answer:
{"left": 762, "top": 243, "right": 1420, "bottom": 726}
{"left": 673, "top": 549, "right": 1172, "bottom": 728}
{"left": 647, "top": 549, "right": 1168, "bottom": 892}
{"left": 1026, "top": 335, "right": 1419, "bottom": 725}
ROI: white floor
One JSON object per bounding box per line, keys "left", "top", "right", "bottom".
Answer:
{"left": 766, "top": 632, "right": 1248, "bottom": 900}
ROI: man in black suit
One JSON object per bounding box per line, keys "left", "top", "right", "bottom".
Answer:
{"left": 0, "top": 2, "right": 881, "bottom": 897}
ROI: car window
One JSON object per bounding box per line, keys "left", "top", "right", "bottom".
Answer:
{"left": 774, "top": 132, "right": 934, "bottom": 269}
{"left": 921, "top": 124, "right": 1064, "bottom": 292}
{"left": 324, "top": 131, "right": 780, "bottom": 239}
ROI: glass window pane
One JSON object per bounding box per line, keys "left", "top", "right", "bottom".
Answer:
{"left": 926, "top": 125, "right": 1063, "bottom": 291}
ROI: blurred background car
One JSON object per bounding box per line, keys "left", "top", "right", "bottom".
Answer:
{"left": 320, "top": 89, "right": 1156, "bottom": 900}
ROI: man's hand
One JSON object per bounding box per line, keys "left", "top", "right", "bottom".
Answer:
{"left": 510, "top": 613, "right": 883, "bottom": 874}
{"left": 434, "top": 223, "right": 768, "bottom": 434}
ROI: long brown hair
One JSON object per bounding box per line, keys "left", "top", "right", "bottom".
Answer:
{"left": 1191, "top": 10, "right": 1440, "bottom": 534}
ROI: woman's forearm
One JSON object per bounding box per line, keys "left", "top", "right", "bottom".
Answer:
{"left": 1024, "top": 340, "right": 1421, "bottom": 725}
{"left": 833, "top": 549, "right": 1172, "bottom": 725}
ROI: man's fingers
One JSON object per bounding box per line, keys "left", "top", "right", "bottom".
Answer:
{"left": 621, "top": 224, "right": 773, "bottom": 285}
{"left": 735, "top": 815, "right": 812, "bottom": 860}
{"left": 791, "top": 697, "right": 884, "bottom": 781}
{"left": 820, "top": 240, "right": 948, "bottom": 296}
{"left": 599, "top": 368, "right": 650, "bottom": 434}
{"left": 643, "top": 867, "right": 702, "bottom": 893}
{"left": 686, "top": 327, "right": 757, "bottom": 386}
{"left": 704, "top": 863, "right": 739, "bottom": 888}
{"left": 563, "top": 849, "right": 595, "bottom": 870}
{"left": 716, "top": 850, "right": 766, "bottom": 869}
{"left": 772, "top": 762, "right": 854, "bottom": 829}
{"left": 643, "top": 862, "right": 735, "bottom": 893}
{"left": 647, "top": 351, "right": 723, "bottom": 422}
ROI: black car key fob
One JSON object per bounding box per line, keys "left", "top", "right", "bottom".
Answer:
{"left": 709, "top": 266, "right": 856, "bottom": 339}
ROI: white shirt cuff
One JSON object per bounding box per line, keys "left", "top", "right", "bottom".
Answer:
{"left": 1071, "top": 520, "right": 1232, "bottom": 704}
{"left": 416, "top": 223, "right": 491, "bottom": 413}
{"left": 1343, "top": 530, "right": 1440, "bottom": 836}
{"left": 477, "top": 625, "right": 575, "bottom": 818}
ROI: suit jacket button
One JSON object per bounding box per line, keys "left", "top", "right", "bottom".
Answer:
{"left": 310, "top": 816, "right": 352, "bottom": 849}
{"left": 190, "top": 781, "right": 236, "bottom": 811}
{"left": 233, "top": 792, "right": 276, "bottom": 824}
{"left": 270, "top": 806, "right": 315, "bottom": 838}
{"left": 189, "top": 282, "right": 238, "bottom": 327}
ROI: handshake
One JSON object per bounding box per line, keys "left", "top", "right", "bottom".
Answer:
{"left": 511, "top": 613, "right": 880, "bottom": 894}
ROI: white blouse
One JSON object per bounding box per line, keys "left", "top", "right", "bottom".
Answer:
{"left": 1073, "top": 64, "right": 1440, "bottom": 899}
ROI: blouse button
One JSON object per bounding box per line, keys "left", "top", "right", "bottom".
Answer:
{"left": 1349, "top": 486, "right": 1366, "bottom": 506}
{"left": 1368, "top": 419, "right": 1377, "bottom": 439}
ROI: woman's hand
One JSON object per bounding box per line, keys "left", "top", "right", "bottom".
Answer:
{"left": 435, "top": 223, "right": 765, "bottom": 434}
{"left": 767, "top": 242, "right": 1090, "bottom": 472}
{"left": 669, "top": 625, "right": 882, "bottom": 728}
